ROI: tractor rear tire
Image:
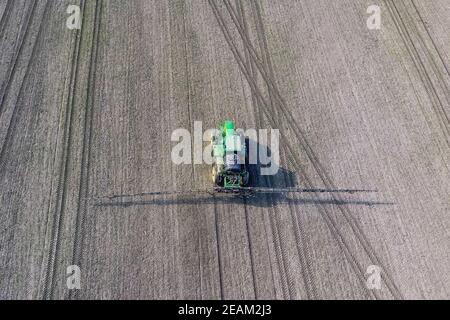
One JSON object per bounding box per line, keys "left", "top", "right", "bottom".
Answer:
{"left": 241, "top": 171, "right": 250, "bottom": 187}
{"left": 212, "top": 166, "right": 223, "bottom": 187}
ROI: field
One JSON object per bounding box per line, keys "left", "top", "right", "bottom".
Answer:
{"left": 0, "top": 0, "right": 449, "bottom": 299}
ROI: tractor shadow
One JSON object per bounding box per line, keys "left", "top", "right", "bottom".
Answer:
{"left": 94, "top": 138, "right": 392, "bottom": 208}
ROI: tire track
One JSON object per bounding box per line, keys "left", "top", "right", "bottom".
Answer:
{"left": 236, "top": 1, "right": 258, "bottom": 299}
{"left": 178, "top": 0, "right": 220, "bottom": 299}
{"left": 230, "top": 13, "right": 383, "bottom": 300}
{"left": 210, "top": 0, "right": 342, "bottom": 299}
{"left": 42, "top": 0, "right": 88, "bottom": 300}
{"left": 234, "top": 0, "right": 262, "bottom": 129}
{"left": 0, "top": 0, "right": 47, "bottom": 177}
{"left": 236, "top": 0, "right": 317, "bottom": 299}
{"left": 242, "top": 198, "right": 258, "bottom": 299}
{"left": 218, "top": 0, "right": 371, "bottom": 299}
{"left": 250, "top": 0, "right": 280, "bottom": 121}
{"left": 209, "top": 0, "right": 402, "bottom": 299}
{"left": 0, "top": 0, "right": 37, "bottom": 117}
{"left": 281, "top": 142, "right": 376, "bottom": 300}
{"left": 0, "top": 0, "right": 14, "bottom": 39}
{"left": 383, "top": 0, "right": 450, "bottom": 147}
{"left": 250, "top": 0, "right": 318, "bottom": 299}
{"left": 232, "top": 0, "right": 291, "bottom": 299}
{"left": 69, "top": 0, "right": 103, "bottom": 300}
{"left": 268, "top": 206, "right": 295, "bottom": 299}
{"left": 410, "top": 0, "right": 450, "bottom": 88}
{"left": 213, "top": 196, "right": 225, "bottom": 299}
{"left": 212, "top": 0, "right": 316, "bottom": 300}
{"left": 0, "top": 0, "right": 51, "bottom": 299}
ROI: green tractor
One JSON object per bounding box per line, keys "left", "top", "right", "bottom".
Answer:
{"left": 211, "top": 120, "right": 250, "bottom": 190}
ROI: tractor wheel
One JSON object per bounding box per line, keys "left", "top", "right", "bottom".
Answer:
{"left": 245, "top": 137, "right": 250, "bottom": 166}
{"left": 215, "top": 174, "right": 223, "bottom": 187}
{"left": 212, "top": 166, "right": 223, "bottom": 186}
{"left": 210, "top": 131, "right": 216, "bottom": 143}
{"left": 241, "top": 171, "right": 250, "bottom": 187}
{"left": 211, "top": 166, "right": 216, "bottom": 183}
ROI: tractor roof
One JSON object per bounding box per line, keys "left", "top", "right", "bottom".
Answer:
{"left": 222, "top": 120, "right": 235, "bottom": 136}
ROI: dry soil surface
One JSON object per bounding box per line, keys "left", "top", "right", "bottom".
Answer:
{"left": 0, "top": 0, "right": 449, "bottom": 299}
